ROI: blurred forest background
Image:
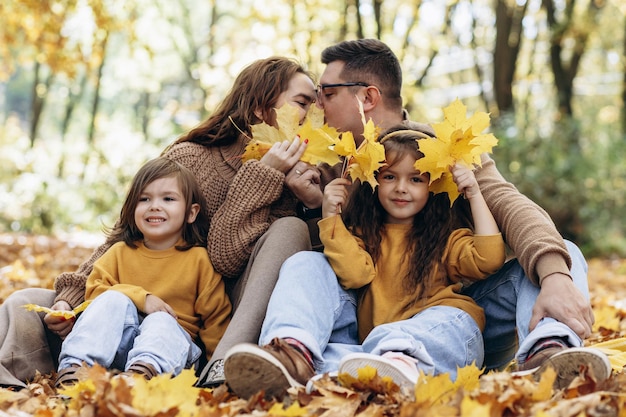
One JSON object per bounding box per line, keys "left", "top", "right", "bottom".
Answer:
{"left": 0, "top": 0, "right": 625, "bottom": 257}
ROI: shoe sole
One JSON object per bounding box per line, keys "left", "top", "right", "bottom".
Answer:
{"left": 224, "top": 344, "right": 302, "bottom": 399}
{"left": 514, "top": 347, "right": 611, "bottom": 389}
{"left": 339, "top": 353, "right": 416, "bottom": 389}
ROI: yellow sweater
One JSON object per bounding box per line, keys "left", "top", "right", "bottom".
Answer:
{"left": 319, "top": 217, "right": 505, "bottom": 341}
{"left": 85, "top": 241, "right": 232, "bottom": 362}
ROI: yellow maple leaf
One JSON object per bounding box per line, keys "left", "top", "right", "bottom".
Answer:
{"left": 334, "top": 131, "right": 357, "bottom": 157}
{"left": 428, "top": 175, "right": 460, "bottom": 205}
{"left": 532, "top": 366, "right": 556, "bottom": 401}
{"left": 413, "top": 362, "right": 481, "bottom": 407}
{"left": 298, "top": 110, "right": 341, "bottom": 166}
{"left": 243, "top": 104, "right": 340, "bottom": 166}
{"left": 452, "top": 362, "right": 482, "bottom": 392}
{"left": 22, "top": 300, "right": 91, "bottom": 319}
{"left": 460, "top": 396, "right": 492, "bottom": 416}
{"left": 332, "top": 103, "right": 385, "bottom": 188}
{"left": 130, "top": 369, "right": 199, "bottom": 417}
{"left": 58, "top": 379, "right": 97, "bottom": 401}
{"left": 414, "top": 371, "right": 456, "bottom": 407}
{"left": 592, "top": 304, "right": 622, "bottom": 332}
{"left": 414, "top": 98, "right": 498, "bottom": 205}
{"left": 589, "top": 337, "right": 626, "bottom": 371}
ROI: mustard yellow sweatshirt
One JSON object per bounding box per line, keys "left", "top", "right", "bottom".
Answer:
{"left": 319, "top": 217, "right": 505, "bottom": 341}
{"left": 85, "top": 241, "right": 232, "bottom": 362}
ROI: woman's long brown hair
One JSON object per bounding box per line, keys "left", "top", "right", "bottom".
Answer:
{"left": 168, "top": 57, "right": 313, "bottom": 148}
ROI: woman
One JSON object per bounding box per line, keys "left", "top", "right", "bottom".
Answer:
{"left": 0, "top": 56, "right": 322, "bottom": 389}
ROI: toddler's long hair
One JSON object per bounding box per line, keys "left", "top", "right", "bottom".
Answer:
{"left": 343, "top": 126, "right": 459, "bottom": 295}
{"left": 105, "top": 157, "right": 209, "bottom": 251}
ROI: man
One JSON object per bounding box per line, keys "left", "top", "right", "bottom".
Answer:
{"left": 221, "top": 39, "right": 611, "bottom": 398}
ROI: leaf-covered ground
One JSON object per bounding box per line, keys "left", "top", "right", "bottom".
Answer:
{"left": 1, "top": 233, "right": 626, "bottom": 417}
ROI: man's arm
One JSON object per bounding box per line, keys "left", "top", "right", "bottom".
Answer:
{"left": 476, "top": 154, "right": 593, "bottom": 338}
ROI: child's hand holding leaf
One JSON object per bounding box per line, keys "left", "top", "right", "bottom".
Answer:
{"left": 322, "top": 178, "right": 352, "bottom": 219}
{"left": 25, "top": 300, "right": 92, "bottom": 338}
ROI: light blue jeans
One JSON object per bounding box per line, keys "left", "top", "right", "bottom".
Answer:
{"left": 260, "top": 252, "right": 484, "bottom": 380}
{"left": 461, "top": 240, "right": 588, "bottom": 370}
{"left": 58, "top": 291, "right": 201, "bottom": 375}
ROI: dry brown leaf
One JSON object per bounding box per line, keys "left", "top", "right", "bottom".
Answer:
{"left": 2, "top": 234, "right": 626, "bottom": 416}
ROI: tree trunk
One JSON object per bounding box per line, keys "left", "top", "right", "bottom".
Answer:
{"left": 354, "top": 0, "right": 364, "bottom": 39}
{"left": 373, "top": 0, "right": 382, "bottom": 39}
{"left": 623, "top": 15, "right": 626, "bottom": 136}
{"left": 493, "top": 0, "right": 526, "bottom": 116}
{"left": 29, "top": 62, "right": 53, "bottom": 148}
{"left": 81, "top": 33, "right": 109, "bottom": 182}
{"left": 58, "top": 72, "right": 87, "bottom": 178}
{"left": 542, "top": 0, "right": 601, "bottom": 117}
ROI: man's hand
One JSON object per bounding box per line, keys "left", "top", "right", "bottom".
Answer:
{"left": 530, "top": 273, "right": 594, "bottom": 338}
{"left": 285, "top": 161, "right": 323, "bottom": 209}
{"left": 145, "top": 294, "right": 177, "bottom": 319}
{"left": 44, "top": 301, "right": 75, "bottom": 339}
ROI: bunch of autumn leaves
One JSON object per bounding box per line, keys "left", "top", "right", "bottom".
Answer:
{"left": 242, "top": 99, "right": 498, "bottom": 204}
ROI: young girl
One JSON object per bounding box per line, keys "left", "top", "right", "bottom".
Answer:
{"left": 55, "top": 157, "right": 231, "bottom": 386}
{"left": 326, "top": 126, "right": 506, "bottom": 386}
{"left": 223, "top": 126, "right": 506, "bottom": 399}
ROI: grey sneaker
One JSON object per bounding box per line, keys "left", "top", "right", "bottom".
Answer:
{"left": 195, "top": 359, "right": 225, "bottom": 388}
{"left": 513, "top": 346, "right": 611, "bottom": 389}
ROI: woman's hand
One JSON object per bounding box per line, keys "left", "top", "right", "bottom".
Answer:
{"left": 260, "top": 137, "right": 307, "bottom": 173}
{"left": 44, "top": 300, "right": 75, "bottom": 339}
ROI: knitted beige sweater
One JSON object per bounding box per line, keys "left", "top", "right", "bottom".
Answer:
{"left": 53, "top": 138, "right": 298, "bottom": 308}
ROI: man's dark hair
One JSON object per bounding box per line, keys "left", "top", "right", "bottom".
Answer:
{"left": 321, "top": 39, "right": 402, "bottom": 110}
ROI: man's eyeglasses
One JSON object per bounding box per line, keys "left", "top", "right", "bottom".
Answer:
{"left": 316, "top": 82, "right": 369, "bottom": 98}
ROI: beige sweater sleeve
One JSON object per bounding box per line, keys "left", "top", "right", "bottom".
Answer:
{"left": 207, "top": 160, "right": 294, "bottom": 278}
{"left": 475, "top": 153, "right": 572, "bottom": 285}
{"left": 53, "top": 240, "right": 114, "bottom": 308}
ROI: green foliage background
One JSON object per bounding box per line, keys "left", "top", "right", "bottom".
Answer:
{"left": 0, "top": 0, "right": 625, "bottom": 257}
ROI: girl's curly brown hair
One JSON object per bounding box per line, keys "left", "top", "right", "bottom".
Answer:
{"left": 343, "top": 125, "right": 470, "bottom": 296}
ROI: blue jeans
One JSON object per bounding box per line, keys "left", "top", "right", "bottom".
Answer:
{"left": 58, "top": 291, "right": 201, "bottom": 375}
{"left": 260, "top": 252, "right": 484, "bottom": 380}
{"left": 461, "top": 240, "right": 588, "bottom": 370}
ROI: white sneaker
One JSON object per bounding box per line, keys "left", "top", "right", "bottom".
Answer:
{"left": 305, "top": 371, "right": 338, "bottom": 394}
{"left": 338, "top": 351, "right": 419, "bottom": 390}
